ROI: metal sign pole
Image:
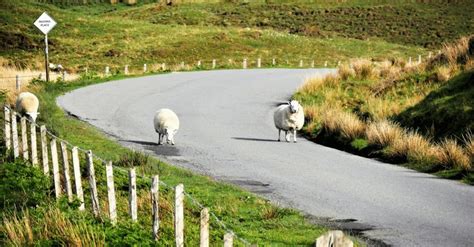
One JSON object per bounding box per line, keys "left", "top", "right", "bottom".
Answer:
{"left": 44, "top": 34, "right": 50, "bottom": 82}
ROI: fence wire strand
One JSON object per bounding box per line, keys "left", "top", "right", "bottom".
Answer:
{"left": 5, "top": 105, "right": 251, "bottom": 246}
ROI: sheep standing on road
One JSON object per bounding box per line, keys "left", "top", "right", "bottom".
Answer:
{"left": 273, "top": 100, "right": 304, "bottom": 143}
{"left": 153, "top": 108, "right": 180, "bottom": 145}
{"left": 16, "top": 92, "right": 40, "bottom": 122}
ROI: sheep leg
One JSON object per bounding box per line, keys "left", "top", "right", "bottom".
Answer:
{"left": 293, "top": 129, "right": 297, "bottom": 143}
{"left": 285, "top": 131, "right": 290, "bottom": 142}
{"left": 158, "top": 134, "right": 162, "bottom": 145}
{"left": 277, "top": 129, "right": 281, "bottom": 142}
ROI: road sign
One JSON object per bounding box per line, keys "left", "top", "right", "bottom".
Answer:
{"left": 34, "top": 12, "right": 57, "bottom": 35}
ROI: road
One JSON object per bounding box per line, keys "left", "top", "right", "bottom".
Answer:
{"left": 58, "top": 69, "right": 474, "bottom": 246}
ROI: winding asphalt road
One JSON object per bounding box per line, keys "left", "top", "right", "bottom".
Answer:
{"left": 58, "top": 69, "right": 474, "bottom": 246}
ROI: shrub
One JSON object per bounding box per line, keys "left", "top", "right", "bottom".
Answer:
{"left": 0, "top": 161, "right": 50, "bottom": 209}
{"left": 366, "top": 120, "right": 404, "bottom": 147}
{"left": 378, "top": 60, "right": 401, "bottom": 79}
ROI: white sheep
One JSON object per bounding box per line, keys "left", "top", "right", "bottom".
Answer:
{"left": 273, "top": 100, "right": 305, "bottom": 143}
{"left": 153, "top": 108, "right": 180, "bottom": 145}
{"left": 16, "top": 92, "right": 40, "bottom": 122}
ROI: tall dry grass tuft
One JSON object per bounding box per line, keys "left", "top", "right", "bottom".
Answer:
{"left": 337, "top": 64, "right": 355, "bottom": 80}
{"left": 322, "top": 108, "right": 366, "bottom": 140}
{"left": 351, "top": 58, "right": 377, "bottom": 80}
{"left": 435, "top": 66, "right": 452, "bottom": 82}
{"left": 387, "top": 130, "right": 437, "bottom": 163}
{"left": 1, "top": 207, "right": 105, "bottom": 246}
{"left": 366, "top": 120, "right": 404, "bottom": 147}
{"left": 439, "top": 139, "right": 471, "bottom": 171}
{"left": 463, "top": 132, "right": 474, "bottom": 163}
{"left": 298, "top": 74, "right": 340, "bottom": 94}
{"left": 428, "top": 35, "right": 473, "bottom": 69}
{"left": 378, "top": 60, "right": 401, "bottom": 79}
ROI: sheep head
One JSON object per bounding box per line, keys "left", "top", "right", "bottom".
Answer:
{"left": 289, "top": 100, "right": 300, "bottom": 113}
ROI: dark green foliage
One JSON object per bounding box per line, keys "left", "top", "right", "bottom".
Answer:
{"left": 0, "top": 161, "right": 51, "bottom": 209}
{"left": 396, "top": 71, "right": 474, "bottom": 140}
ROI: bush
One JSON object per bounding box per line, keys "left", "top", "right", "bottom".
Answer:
{"left": 0, "top": 161, "right": 50, "bottom": 209}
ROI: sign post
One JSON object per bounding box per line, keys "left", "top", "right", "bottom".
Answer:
{"left": 34, "top": 12, "right": 57, "bottom": 82}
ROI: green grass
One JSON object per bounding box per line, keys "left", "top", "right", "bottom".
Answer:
{"left": 115, "top": 0, "right": 473, "bottom": 48}
{"left": 0, "top": 0, "right": 427, "bottom": 71}
{"left": 1, "top": 73, "right": 349, "bottom": 246}
{"left": 396, "top": 71, "right": 474, "bottom": 140}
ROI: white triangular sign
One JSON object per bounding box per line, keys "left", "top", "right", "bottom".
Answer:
{"left": 34, "top": 12, "right": 57, "bottom": 35}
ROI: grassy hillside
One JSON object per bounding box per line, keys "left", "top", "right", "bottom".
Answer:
{"left": 117, "top": 0, "right": 473, "bottom": 48}
{"left": 0, "top": 0, "right": 429, "bottom": 71}
{"left": 396, "top": 71, "right": 474, "bottom": 140}
{"left": 294, "top": 36, "right": 474, "bottom": 184}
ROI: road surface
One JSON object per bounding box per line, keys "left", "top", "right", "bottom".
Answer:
{"left": 58, "top": 69, "right": 474, "bottom": 246}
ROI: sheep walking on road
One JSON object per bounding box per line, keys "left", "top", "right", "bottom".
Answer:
{"left": 16, "top": 92, "right": 40, "bottom": 122}
{"left": 273, "top": 100, "right": 304, "bottom": 143}
{"left": 153, "top": 108, "right": 180, "bottom": 145}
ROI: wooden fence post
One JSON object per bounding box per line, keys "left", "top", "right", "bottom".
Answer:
{"left": 175, "top": 183, "right": 184, "bottom": 247}
{"left": 180, "top": 62, "right": 185, "bottom": 70}
{"left": 30, "top": 123, "right": 38, "bottom": 166}
{"left": 106, "top": 161, "right": 117, "bottom": 225}
{"left": 200, "top": 208, "right": 209, "bottom": 247}
{"left": 311, "top": 60, "right": 315, "bottom": 68}
{"left": 272, "top": 58, "right": 276, "bottom": 66}
{"left": 50, "top": 138, "right": 61, "bottom": 199}
{"left": 62, "top": 71, "right": 66, "bottom": 81}
{"left": 162, "top": 63, "right": 166, "bottom": 71}
{"left": 151, "top": 175, "right": 160, "bottom": 241}
{"left": 60, "top": 141, "right": 73, "bottom": 202}
{"left": 105, "top": 66, "right": 110, "bottom": 77}
{"left": 11, "top": 112, "right": 19, "bottom": 158}
{"left": 212, "top": 59, "right": 216, "bottom": 69}
{"left": 408, "top": 57, "right": 412, "bottom": 65}
{"left": 299, "top": 60, "right": 303, "bottom": 67}
{"left": 87, "top": 150, "right": 100, "bottom": 217}
{"left": 257, "top": 58, "right": 261, "bottom": 68}
{"left": 72, "top": 147, "right": 85, "bottom": 211}
{"left": 40, "top": 125, "right": 49, "bottom": 175}
{"left": 428, "top": 52, "right": 432, "bottom": 59}
{"left": 324, "top": 61, "right": 328, "bottom": 67}
{"left": 224, "top": 232, "right": 233, "bottom": 247}
{"left": 418, "top": 55, "right": 422, "bottom": 64}
{"left": 4, "top": 106, "right": 11, "bottom": 151}
{"left": 144, "top": 64, "right": 147, "bottom": 73}
{"left": 16, "top": 75, "right": 20, "bottom": 91}
{"left": 125, "top": 65, "right": 129, "bottom": 75}
{"left": 197, "top": 60, "right": 201, "bottom": 67}
{"left": 129, "top": 167, "right": 137, "bottom": 222}
{"left": 21, "top": 117, "right": 28, "bottom": 160}
{"left": 243, "top": 59, "right": 247, "bottom": 69}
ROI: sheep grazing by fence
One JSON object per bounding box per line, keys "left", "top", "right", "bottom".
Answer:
{"left": 154, "top": 108, "right": 180, "bottom": 145}
{"left": 274, "top": 100, "right": 304, "bottom": 143}
{"left": 16, "top": 92, "right": 39, "bottom": 122}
